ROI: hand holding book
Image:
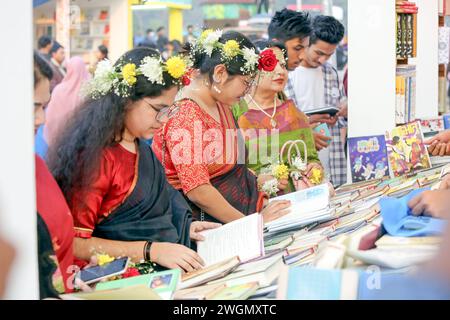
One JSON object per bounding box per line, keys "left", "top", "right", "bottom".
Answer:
{"left": 260, "top": 200, "right": 291, "bottom": 223}
{"left": 190, "top": 221, "right": 222, "bottom": 242}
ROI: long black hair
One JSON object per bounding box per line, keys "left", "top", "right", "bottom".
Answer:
{"left": 47, "top": 47, "right": 176, "bottom": 208}
{"left": 185, "top": 31, "right": 258, "bottom": 82}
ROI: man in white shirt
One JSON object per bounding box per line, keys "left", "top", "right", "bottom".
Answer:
{"left": 286, "top": 15, "right": 347, "bottom": 187}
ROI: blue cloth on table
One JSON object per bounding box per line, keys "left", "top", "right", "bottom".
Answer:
{"left": 379, "top": 187, "right": 447, "bottom": 237}
{"left": 35, "top": 125, "right": 48, "bottom": 160}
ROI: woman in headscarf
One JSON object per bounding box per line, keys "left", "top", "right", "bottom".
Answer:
{"left": 44, "top": 56, "right": 91, "bottom": 147}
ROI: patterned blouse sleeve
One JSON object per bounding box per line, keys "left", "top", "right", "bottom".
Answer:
{"left": 164, "top": 104, "right": 211, "bottom": 194}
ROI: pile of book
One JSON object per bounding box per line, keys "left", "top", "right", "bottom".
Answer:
{"left": 61, "top": 164, "right": 449, "bottom": 300}
{"left": 396, "top": 1, "right": 418, "bottom": 59}
{"left": 395, "top": 65, "right": 416, "bottom": 124}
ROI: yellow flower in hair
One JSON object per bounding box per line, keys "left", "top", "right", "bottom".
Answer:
{"left": 272, "top": 164, "right": 289, "bottom": 180}
{"left": 97, "top": 254, "right": 115, "bottom": 266}
{"left": 310, "top": 167, "right": 323, "bottom": 185}
{"left": 166, "top": 56, "right": 186, "bottom": 79}
{"left": 122, "top": 63, "right": 137, "bottom": 85}
{"left": 223, "top": 40, "right": 240, "bottom": 58}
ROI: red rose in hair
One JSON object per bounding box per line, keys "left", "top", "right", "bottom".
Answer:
{"left": 258, "top": 49, "right": 278, "bottom": 72}
{"left": 181, "top": 68, "right": 193, "bottom": 86}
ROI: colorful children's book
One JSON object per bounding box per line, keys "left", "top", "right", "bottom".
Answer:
{"left": 147, "top": 269, "right": 181, "bottom": 300}
{"left": 95, "top": 269, "right": 180, "bottom": 300}
{"left": 348, "top": 135, "right": 389, "bottom": 182}
{"left": 385, "top": 122, "right": 431, "bottom": 177}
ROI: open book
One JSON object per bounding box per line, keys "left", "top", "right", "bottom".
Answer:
{"left": 265, "top": 184, "right": 333, "bottom": 233}
{"left": 197, "top": 213, "right": 264, "bottom": 266}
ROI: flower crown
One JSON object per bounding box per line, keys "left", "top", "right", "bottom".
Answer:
{"left": 84, "top": 55, "right": 193, "bottom": 99}
{"left": 190, "top": 29, "right": 280, "bottom": 75}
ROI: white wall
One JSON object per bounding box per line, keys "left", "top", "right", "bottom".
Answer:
{"left": 0, "top": 1, "right": 38, "bottom": 299}
{"left": 348, "top": 0, "right": 397, "bottom": 137}
{"left": 414, "top": 0, "right": 439, "bottom": 119}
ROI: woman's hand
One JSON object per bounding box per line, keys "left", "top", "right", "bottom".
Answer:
{"left": 190, "top": 221, "right": 222, "bottom": 241}
{"left": 258, "top": 174, "right": 289, "bottom": 191}
{"left": 260, "top": 200, "right": 291, "bottom": 223}
{"left": 305, "top": 163, "right": 323, "bottom": 177}
{"left": 426, "top": 131, "right": 450, "bottom": 156}
{"left": 73, "top": 256, "right": 99, "bottom": 292}
{"left": 428, "top": 140, "right": 450, "bottom": 157}
{"left": 439, "top": 174, "right": 450, "bottom": 190}
{"left": 425, "top": 130, "right": 450, "bottom": 145}
{"left": 407, "top": 190, "right": 450, "bottom": 219}
{"left": 150, "top": 242, "right": 204, "bottom": 272}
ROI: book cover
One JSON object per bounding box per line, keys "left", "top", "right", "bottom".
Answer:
{"left": 438, "top": 27, "right": 450, "bottom": 65}
{"left": 443, "top": 114, "right": 450, "bottom": 129}
{"left": 385, "top": 121, "right": 431, "bottom": 177}
{"left": 277, "top": 266, "right": 359, "bottom": 300}
{"left": 148, "top": 269, "right": 181, "bottom": 300}
{"left": 95, "top": 274, "right": 153, "bottom": 292}
{"left": 348, "top": 135, "right": 389, "bottom": 183}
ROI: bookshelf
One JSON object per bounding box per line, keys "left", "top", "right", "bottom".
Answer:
{"left": 395, "top": 1, "right": 419, "bottom": 125}
{"left": 347, "top": 0, "right": 440, "bottom": 184}
{"left": 348, "top": 0, "right": 439, "bottom": 137}
{"left": 70, "top": 7, "right": 110, "bottom": 63}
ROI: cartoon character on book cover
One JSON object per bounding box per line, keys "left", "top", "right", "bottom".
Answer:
{"left": 385, "top": 122, "right": 431, "bottom": 177}
{"left": 348, "top": 136, "right": 389, "bottom": 182}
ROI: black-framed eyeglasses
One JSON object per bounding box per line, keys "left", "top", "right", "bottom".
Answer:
{"left": 145, "top": 100, "right": 179, "bottom": 123}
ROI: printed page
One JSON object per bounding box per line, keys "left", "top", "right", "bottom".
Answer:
{"left": 197, "top": 213, "right": 263, "bottom": 266}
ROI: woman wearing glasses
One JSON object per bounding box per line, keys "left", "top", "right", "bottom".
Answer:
{"left": 152, "top": 31, "right": 291, "bottom": 223}
{"left": 47, "top": 48, "right": 220, "bottom": 273}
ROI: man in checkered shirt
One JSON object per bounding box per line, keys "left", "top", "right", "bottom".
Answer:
{"left": 284, "top": 15, "right": 347, "bottom": 187}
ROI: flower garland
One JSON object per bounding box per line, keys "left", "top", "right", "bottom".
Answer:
{"left": 190, "top": 29, "right": 279, "bottom": 76}
{"left": 84, "top": 54, "right": 193, "bottom": 99}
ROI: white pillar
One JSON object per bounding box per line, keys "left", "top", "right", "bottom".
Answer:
{"left": 348, "top": 0, "right": 397, "bottom": 137}
{"left": 0, "top": 1, "right": 38, "bottom": 299}
{"left": 56, "top": 0, "right": 71, "bottom": 58}
{"left": 413, "top": 0, "right": 439, "bottom": 119}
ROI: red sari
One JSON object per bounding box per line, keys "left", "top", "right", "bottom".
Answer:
{"left": 36, "top": 155, "right": 75, "bottom": 294}
{"left": 152, "top": 98, "right": 265, "bottom": 222}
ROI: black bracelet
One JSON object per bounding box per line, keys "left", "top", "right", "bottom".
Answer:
{"left": 144, "top": 241, "right": 153, "bottom": 262}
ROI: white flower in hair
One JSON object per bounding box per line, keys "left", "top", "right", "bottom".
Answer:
{"left": 203, "top": 30, "right": 222, "bottom": 56}
{"left": 242, "top": 47, "right": 259, "bottom": 74}
{"left": 93, "top": 59, "right": 115, "bottom": 95}
{"left": 139, "top": 56, "right": 164, "bottom": 85}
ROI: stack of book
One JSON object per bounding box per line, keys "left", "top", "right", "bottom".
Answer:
{"left": 396, "top": 1, "right": 418, "bottom": 59}
{"left": 395, "top": 65, "right": 416, "bottom": 124}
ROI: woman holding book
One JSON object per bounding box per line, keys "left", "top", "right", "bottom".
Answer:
{"left": 232, "top": 41, "right": 326, "bottom": 195}
{"left": 48, "top": 48, "right": 221, "bottom": 273}
{"left": 152, "top": 31, "right": 291, "bottom": 223}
